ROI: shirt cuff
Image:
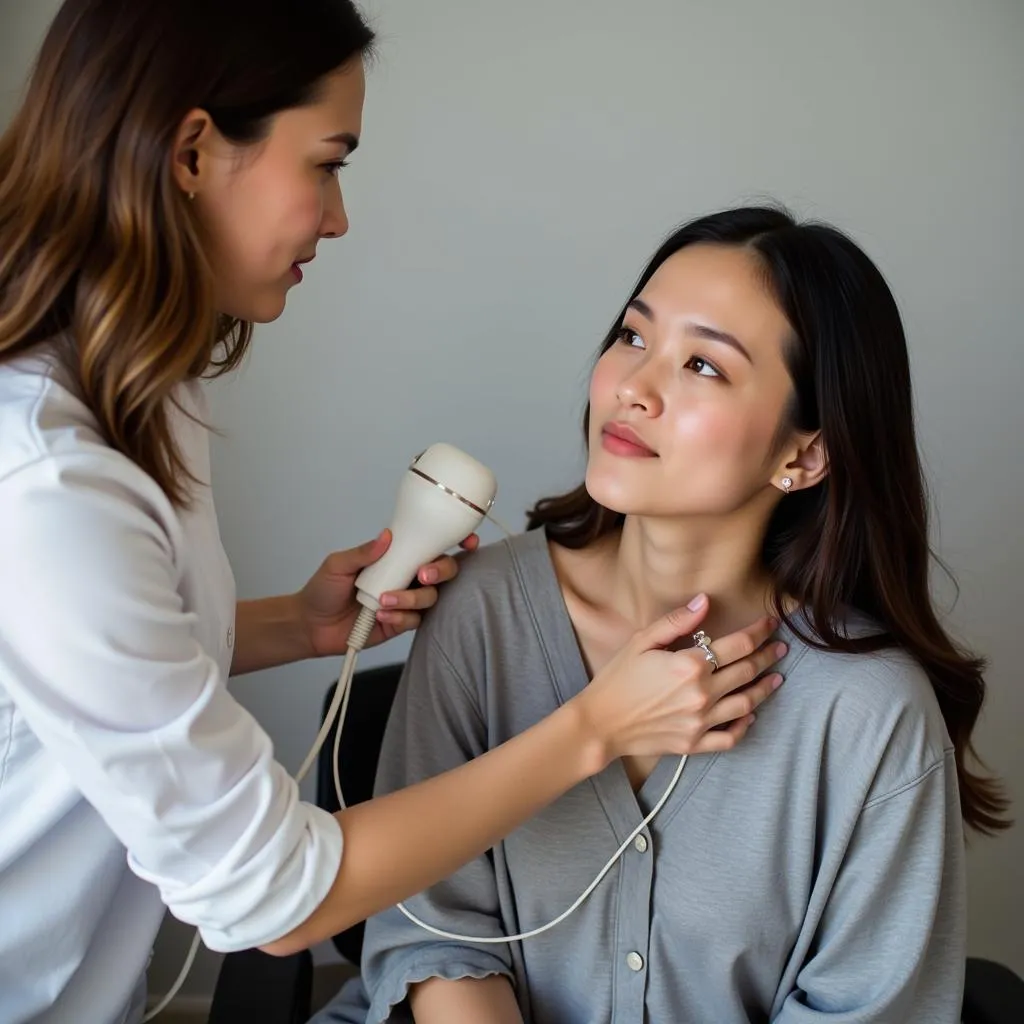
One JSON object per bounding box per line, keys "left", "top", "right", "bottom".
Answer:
{"left": 154, "top": 802, "right": 344, "bottom": 953}
{"left": 368, "top": 951, "right": 514, "bottom": 1024}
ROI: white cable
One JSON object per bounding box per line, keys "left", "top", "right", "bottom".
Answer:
{"left": 320, "top": 519, "right": 691, "bottom": 945}
{"left": 141, "top": 930, "right": 201, "bottom": 1023}
{"left": 297, "top": 607, "right": 375, "bottom": 784}
{"left": 391, "top": 756, "right": 687, "bottom": 943}
{"left": 484, "top": 510, "right": 516, "bottom": 539}
{"left": 331, "top": 645, "right": 359, "bottom": 808}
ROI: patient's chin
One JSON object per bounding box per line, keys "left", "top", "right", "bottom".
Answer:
{"left": 584, "top": 473, "right": 638, "bottom": 517}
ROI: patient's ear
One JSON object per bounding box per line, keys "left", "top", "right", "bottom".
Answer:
{"left": 773, "top": 431, "right": 828, "bottom": 494}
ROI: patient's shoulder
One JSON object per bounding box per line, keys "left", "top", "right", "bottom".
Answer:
{"left": 434, "top": 529, "right": 549, "bottom": 606}
{"left": 778, "top": 613, "right": 954, "bottom": 796}
{"left": 419, "top": 528, "right": 553, "bottom": 652}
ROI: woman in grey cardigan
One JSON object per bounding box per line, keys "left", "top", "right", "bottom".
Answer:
{"left": 319, "top": 206, "right": 1007, "bottom": 1024}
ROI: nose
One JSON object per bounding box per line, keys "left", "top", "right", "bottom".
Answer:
{"left": 616, "top": 361, "right": 663, "bottom": 417}
{"left": 320, "top": 179, "right": 349, "bottom": 239}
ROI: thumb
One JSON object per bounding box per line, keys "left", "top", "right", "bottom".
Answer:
{"left": 325, "top": 529, "right": 392, "bottom": 576}
{"left": 635, "top": 594, "right": 708, "bottom": 651}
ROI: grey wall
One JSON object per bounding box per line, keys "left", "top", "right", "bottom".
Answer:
{"left": 2, "top": 0, "right": 1022, "bottom": 1006}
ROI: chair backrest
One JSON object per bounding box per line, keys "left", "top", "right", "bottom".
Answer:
{"left": 315, "top": 662, "right": 404, "bottom": 965}
{"left": 962, "top": 956, "right": 1024, "bottom": 1024}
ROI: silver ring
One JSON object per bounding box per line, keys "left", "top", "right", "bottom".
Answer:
{"left": 692, "top": 630, "right": 719, "bottom": 671}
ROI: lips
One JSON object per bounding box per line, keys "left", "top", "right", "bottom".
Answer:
{"left": 290, "top": 254, "right": 316, "bottom": 282}
{"left": 600, "top": 422, "right": 657, "bottom": 457}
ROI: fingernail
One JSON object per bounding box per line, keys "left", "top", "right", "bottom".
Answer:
{"left": 747, "top": 714, "right": 757, "bottom": 725}
{"left": 420, "top": 568, "right": 438, "bottom": 585}
{"left": 379, "top": 594, "right": 398, "bottom": 608}
{"left": 775, "top": 642, "right": 788, "bottom": 658}
{"left": 769, "top": 617, "right": 780, "bottom": 630}
{"left": 772, "top": 674, "right": 784, "bottom": 690}
{"left": 687, "top": 593, "right": 707, "bottom": 611}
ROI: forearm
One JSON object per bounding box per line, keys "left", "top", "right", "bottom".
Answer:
{"left": 260, "top": 698, "right": 606, "bottom": 953}
{"left": 230, "top": 596, "right": 311, "bottom": 676}
{"left": 410, "top": 976, "right": 523, "bottom": 1024}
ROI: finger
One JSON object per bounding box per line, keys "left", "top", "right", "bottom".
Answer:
{"left": 707, "top": 640, "right": 788, "bottom": 700}
{"left": 379, "top": 585, "right": 439, "bottom": 612}
{"left": 459, "top": 534, "right": 480, "bottom": 552}
{"left": 633, "top": 594, "right": 709, "bottom": 651}
{"left": 704, "top": 673, "right": 783, "bottom": 728}
{"left": 692, "top": 615, "right": 779, "bottom": 673}
{"left": 694, "top": 714, "right": 756, "bottom": 753}
{"left": 375, "top": 609, "right": 421, "bottom": 634}
{"left": 416, "top": 555, "right": 459, "bottom": 587}
{"left": 322, "top": 529, "right": 392, "bottom": 577}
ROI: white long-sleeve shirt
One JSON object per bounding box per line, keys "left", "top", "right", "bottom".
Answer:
{"left": 0, "top": 349, "right": 343, "bottom": 1024}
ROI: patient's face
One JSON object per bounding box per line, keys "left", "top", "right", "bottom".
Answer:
{"left": 586, "top": 243, "right": 796, "bottom": 519}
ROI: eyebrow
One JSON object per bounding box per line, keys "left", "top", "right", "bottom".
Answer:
{"left": 628, "top": 297, "right": 753, "bottom": 364}
{"left": 323, "top": 132, "right": 360, "bottom": 153}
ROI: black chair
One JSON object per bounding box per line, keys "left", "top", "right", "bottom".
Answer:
{"left": 314, "top": 663, "right": 405, "bottom": 966}
{"left": 208, "top": 661, "right": 1024, "bottom": 1023}
{"left": 962, "top": 957, "right": 1024, "bottom": 1024}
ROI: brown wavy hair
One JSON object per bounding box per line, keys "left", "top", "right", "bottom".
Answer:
{"left": 529, "top": 206, "right": 1009, "bottom": 835}
{"left": 0, "top": 0, "right": 374, "bottom": 505}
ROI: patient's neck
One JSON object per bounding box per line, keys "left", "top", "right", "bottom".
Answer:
{"left": 603, "top": 511, "right": 775, "bottom": 640}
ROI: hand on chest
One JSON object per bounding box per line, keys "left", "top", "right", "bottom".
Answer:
{"left": 568, "top": 604, "right": 662, "bottom": 792}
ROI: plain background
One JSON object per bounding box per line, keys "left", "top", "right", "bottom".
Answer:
{"left": 1, "top": 0, "right": 1022, "bottom": 1008}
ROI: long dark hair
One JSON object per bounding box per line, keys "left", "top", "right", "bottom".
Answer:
{"left": 529, "top": 206, "right": 1008, "bottom": 834}
{"left": 0, "top": 0, "right": 374, "bottom": 505}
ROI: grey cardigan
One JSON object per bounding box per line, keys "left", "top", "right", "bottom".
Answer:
{"left": 319, "top": 528, "right": 965, "bottom": 1024}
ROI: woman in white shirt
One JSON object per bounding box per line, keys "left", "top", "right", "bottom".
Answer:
{"left": 0, "top": 2, "right": 789, "bottom": 1022}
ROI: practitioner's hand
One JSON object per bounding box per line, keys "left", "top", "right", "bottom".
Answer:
{"left": 571, "top": 594, "right": 786, "bottom": 765}
{"left": 298, "top": 529, "right": 480, "bottom": 655}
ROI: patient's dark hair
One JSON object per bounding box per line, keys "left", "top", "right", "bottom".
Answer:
{"left": 528, "top": 206, "right": 1008, "bottom": 835}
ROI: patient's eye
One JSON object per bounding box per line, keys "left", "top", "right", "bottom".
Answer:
{"left": 684, "top": 355, "right": 722, "bottom": 379}
{"left": 616, "top": 327, "right": 645, "bottom": 349}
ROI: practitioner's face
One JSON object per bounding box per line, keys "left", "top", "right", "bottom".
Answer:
{"left": 172, "top": 59, "right": 365, "bottom": 322}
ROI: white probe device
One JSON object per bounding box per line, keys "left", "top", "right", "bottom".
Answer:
{"left": 294, "top": 443, "right": 499, "bottom": 788}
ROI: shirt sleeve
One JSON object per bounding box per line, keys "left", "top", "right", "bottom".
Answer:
{"left": 0, "top": 452, "right": 342, "bottom": 952}
{"left": 359, "top": 626, "right": 515, "bottom": 1024}
{"left": 774, "top": 750, "right": 966, "bottom": 1022}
